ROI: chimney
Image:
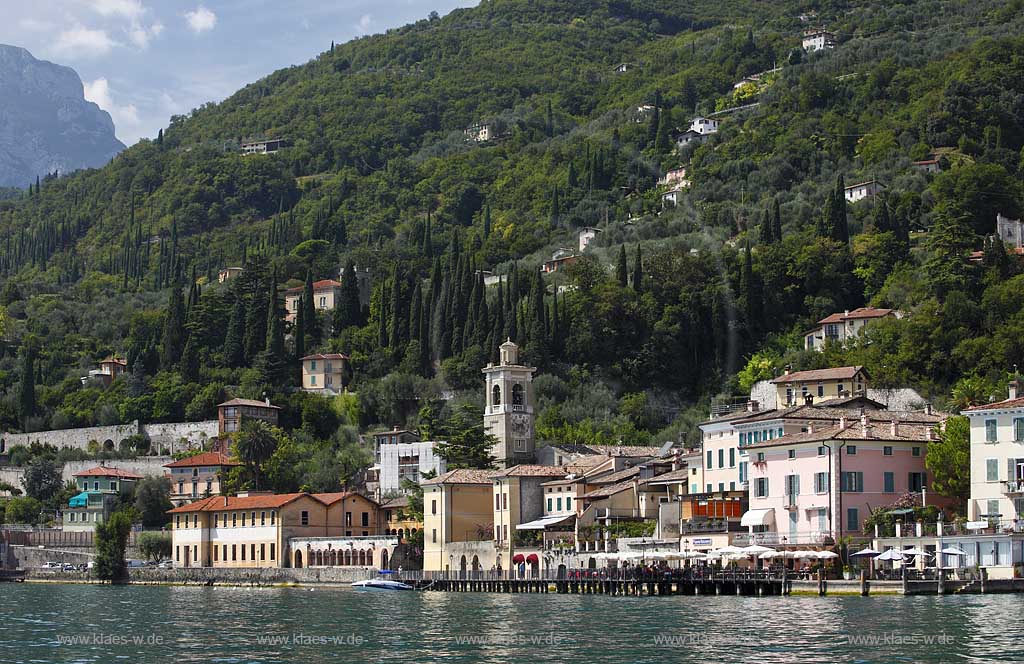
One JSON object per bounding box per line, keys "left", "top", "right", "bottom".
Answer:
{"left": 747, "top": 400, "right": 760, "bottom": 413}
{"left": 264, "top": 397, "right": 271, "bottom": 406}
{"left": 890, "top": 420, "right": 898, "bottom": 437}
{"left": 223, "top": 496, "right": 228, "bottom": 507}
{"left": 861, "top": 414, "right": 870, "bottom": 437}
{"left": 804, "top": 394, "right": 814, "bottom": 406}
{"left": 838, "top": 416, "right": 846, "bottom": 429}
{"left": 844, "top": 310, "right": 850, "bottom": 317}
{"left": 784, "top": 365, "right": 792, "bottom": 376}
{"left": 1010, "top": 380, "right": 1020, "bottom": 401}
{"left": 924, "top": 402, "right": 933, "bottom": 415}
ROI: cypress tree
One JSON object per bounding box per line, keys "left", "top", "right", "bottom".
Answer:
{"left": 654, "top": 110, "right": 672, "bottom": 154}
{"left": 567, "top": 160, "right": 578, "bottom": 189}
{"left": 389, "top": 265, "right": 406, "bottom": 352}
{"left": 771, "top": 198, "right": 782, "bottom": 242}
{"left": 295, "top": 296, "right": 306, "bottom": 361}
{"left": 616, "top": 245, "right": 628, "bottom": 288}
{"left": 244, "top": 278, "right": 268, "bottom": 363}
{"left": 160, "top": 282, "right": 186, "bottom": 372}
{"left": 334, "top": 262, "right": 362, "bottom": 333}
{"left": 759, "top": 207, "right": 773, "bottom": 244}
{"left": 256, "top": 271, "right": 287, "bottom": 387}
{"left": 223, "top": 288, "right": 246, "bottom": 368}
{"left": 180, "top": 334, "right": 200, "bottom": 382}
{"left": 302, "top": 270, "right": 318, "bottom": 346}
{"left": 483, "top": 205, "right": 491, "bottom": 238}
{"left": 18, "top": 348, "right": 35, "bottom": 428}
{"left": 409, "top": 282, "right": 423, "bottom": 344}
{"left": 632, "top": 244, "right": 644, "bottom": 294}
{"left": 550, "top": 186, "right": 560, "bottom": 227}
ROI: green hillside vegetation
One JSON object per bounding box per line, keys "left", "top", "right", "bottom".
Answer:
{"left": 0, "top": 0, "right": 1022, "bottom": 465}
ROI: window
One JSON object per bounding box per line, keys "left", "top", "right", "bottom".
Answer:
{"left": 432, "top": 529, "right": 437, "bottom": 543}
{"left": 214, "top": 514, "right": 219, "bottom": 528}
{"left": 566, "top": 497, "right": 572, "bottom": 510}
{"left": 841, "top": 472, "right": 864, "bottom": 492}
{"left": 739, "top": 462, "right": 748, "bottom": 483}
{"left": 310, "top": 360, "right": 317, "bottom": 370}
{"left": 301, "top": 511, "right": 309, "bottom": 526}
{"left": 251, "top": 512, "right": 256, "bottom": 526}
{"left": 492, "top": 384, "right": 501, "bottom": 406}
{"left": 213, "top": 546, "right": 218, "bottom": 562}
{"left": 818, "top": 446, "right": 828, "bottom": 456}
{"left": 757, "top": 452, "right": 765, "bottom": 462}
{"left": 729, "top": 481, "right": 736, "bottom": 491}
{"left": 739, "top": 433, "right": 746, "bottom": 447}
{"left": 495, "top": 525, "right": 500, "bottom": 541}
{"left": 547, "top": 498, "right": 553, "bottom": 512}
{"left": 251, "top": 543, "right": 256, "bottom": 561}
{"left": 232, "top": 545, "right": 237, "bottom": 561}
{"left": 270, "top": 544, "right": 275, "bottom": 561}
{"left": 260, "top": 544, "right": 265, "bottom": 561}
{"left": 1016, "top": 418, "right": 1024, "bottom": 443}
{"left": 883, "top": 446, "right": 892, "bottom": 456}
{"left": 779, "top": 427, "right": 784, "bottom": 438}
{"left": 502, "top": 493, "right": 507, "bottom": 510}
{"left": 345, "top": 512, "right": 352, "bottom": 527}
{"left": 222, "top": 544, "right": 227, "bottom": 561}
{"left": 814, "top": 472, "right": 829, "bottom": 494}
{"left": 908, "top": 472, "right": 925, "bottom": 492}
{"left": 260, "top": 511, "right": 266, "bottom": 526}
{"left": 241, "top": 544, "right": 246, "bottom": 561}
{"left": 718, "top": 482, "right": 725, "bottom": 492}
{"left": 729, "top": 448, "right": 735, "bottom": 467}
{"left": 987, "top": 459, "right": 999, "bottom": 482}
{"left": 718, "top": 449, "right": 724, "bottom": 469}
{"left": 817, "top": 385, "right": 824, "bottom": 397}
{"left": 706, "top": 484, "right": 712, "bottom": 493}
{"left": 241, "top": 513, "right": 246, "bottom": 527}
{"left": 912, "top": 447, "right": 921, "bottom": 457}
{"left": 512, "top": 384, "right": 524, "bottom": 406}
{"left": 986, "top": 500, "right": 1001, "bottom": 519}
{"left": 361, "top": 512, "right": 369, "bottom": 527}
{"left": 706, "top": 450, "right": 713, "bottom": 470}
{"left": 270, "top": 511, "right": 276, "bottom": 525}
{"left": 837, "top": 384, "right": 844, "bottom": 395}
{"left": 784, "top": 475, "right": 800, "bottom": 503}
{"left": 691, "top": 484, "right": 698, "bottom": 494}
{"left": 175, "top": 515, "right": 181, "bottom": 528}
{"left": 788, "top": 449, "right": 796, "bottom": 459}
{"left": 556, "top": 497, "right": 562, "bottom": 511}
{"left": 496, "top": 495, "right": 501, "bottom": 510}
{"left": 431, "top": 500, "right": 437, "bottom": 515}
{"left": 754, "top": 478, "right": 769, "bottom": 498}
{"left": 311, "top": 375, "right": 317, "bottom": 386}
{"left": 986, "top": 420, "right": 998, "bottom": 442}
{"left": 847, "top": 446, "right": 857, "bottom": 455}
{"left": 847, "top": 507, "right": 860, "bottom": 532}
{"left": 319, "top": 296, "right": 326, "bottom": 308}
{"left": 884, "top": 472, "right": 894, "bottom": 493}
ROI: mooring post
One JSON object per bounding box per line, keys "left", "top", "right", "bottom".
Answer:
{"left": 860, "top": 569, "right": 868, "bottom": 597}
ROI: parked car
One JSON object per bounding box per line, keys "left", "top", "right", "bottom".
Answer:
{"left": 40, "top": 562, "right": 60, "bottom": 569}
{"left": 157, "top": 560, "right": 174, "bottom": 569}
{"left": 126, "top": 559, "right": 147, "bottom": 568}
{"left": 60, "top": 563, "right": 77, "bottom": 572}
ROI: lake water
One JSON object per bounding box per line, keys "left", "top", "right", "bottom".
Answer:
{"left": 2, "top": 583, "right": 1023, "bottom": 663}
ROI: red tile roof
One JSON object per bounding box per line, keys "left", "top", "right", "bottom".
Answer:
{"left": 164, "top": 452, "right": 241, "bottom": 468}
{"left": 73, "top": 466, "right": 143, "bottom": 479}
{"left": 963, "top": 397, "right": 1024, "bottom": 412}
{"left": 772, "top": 366, "right": 866, "bottom": 383}
{"left": 167, "top": 491, "right": 365, "bottom": 513}
{"left": 815, "top": 307, "right": 894, "bottom": 325}
{"left": 421, "top": 469, "right": 495, "bottom": 485}
{"left": 313, "top": 491, "right": 376, "bottom": 506}
{"left": 218, "top": 398, "right": 281, "bottom": 410}
{"left": 489, "top": 465, "right": 568, "bottom": 478}
{"left": 300, "top": 353, "right": 350, "bottom": 361}
{"left": 285, "top": 279, "right": 342, "bottom": 293}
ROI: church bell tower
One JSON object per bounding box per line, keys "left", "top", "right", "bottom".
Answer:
{"left": 482, "top": 339, "right": 537, "bottom": 467}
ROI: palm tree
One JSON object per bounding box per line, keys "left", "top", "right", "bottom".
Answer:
{"left": 234, "top": 420, "right": 278, "bottom": 490}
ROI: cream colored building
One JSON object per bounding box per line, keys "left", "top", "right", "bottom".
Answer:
{"left": 422, "top": 469, "right": 495, "bottom": 572}
{"left": 803, "top": 307, "right": 901, "bottom": 351}
{"left": 772, "top": 366, "right": 869, "bottom": 407}
{"left": 300, "top": 353, "right": 350, "bottom": 394}
{"left": 283, "top": 279, "right": 343, "bottom": 323}
{"left": 964, "top": 380, "right": 1024, "bottom": 522}
{"left": 491, "top": 465, "right": 567, "bottom": 569}
{"left": 167, "top": 490, "right": 381, "bottom": 568}
{"left": 164, "top": 452, "right": 241, "bottom": 507}
{"left": 482, "top": 340, "right": 537, "bottom": 467}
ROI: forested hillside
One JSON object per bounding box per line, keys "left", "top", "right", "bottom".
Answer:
{"left": 0, "top": 0, "right": 1022, "bottom": 457}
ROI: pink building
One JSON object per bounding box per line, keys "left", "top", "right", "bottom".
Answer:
{"left": 742, "top": 414, "right": 946, "bottom": 547}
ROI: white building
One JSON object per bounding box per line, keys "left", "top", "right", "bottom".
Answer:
{"left": 803, "top": 307, "right": 902, "bottom": 351}
{"left": 802, "top": 29, "right": 836, "bottom": 52}
{"left": 689, "top": 117, "right": 719, "bottom": 135}
{"left": 964, "top": 380, "right": 1024, "bottom": 522}
{"left": 465, "top": 122, "right": 494, "bottom": 143}
{"left": 996, "top": 213, "right": 1023, "bottom": 250}
{"left": 241, "top": 138, "right": 288, "bottom": 155}
{"left": 844, "top": 180, "right": 885, "bottom": 203}
{"left": 379, "top": 440, "right": 447, "bottom": 496}
{"left": 578, "top": 227, "right": 601, "bottom": 252}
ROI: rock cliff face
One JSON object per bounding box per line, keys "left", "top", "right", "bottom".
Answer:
{"left": 0, "top": 44, "right": 125, "bottom": 188}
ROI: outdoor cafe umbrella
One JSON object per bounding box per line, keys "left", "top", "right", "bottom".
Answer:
{"left": 850, "top": 547, "right": 880, "bottom": 557}
{"left": 709, "top": 545, "right": 744, "bottom": 556}
{"left": 741, "top": 544, "right": 776, "bottom": 555}
{"left": 759, "top": 550, "right": 784, "bottom": 559}
{"left": 901, "top": 548, "right": 932, "bottom": 557}
{"left": 814, "top": 551, "right": 839, "bottom": 560}
{"left": 874, "top": 549, "right": 904, "bottom": 561}
{"left": 939, "top": 547, "right": 968, "bottom": 556}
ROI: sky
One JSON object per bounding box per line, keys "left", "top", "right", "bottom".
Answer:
{"left": 0, "top": 0, "right": 478, "bottom": 146}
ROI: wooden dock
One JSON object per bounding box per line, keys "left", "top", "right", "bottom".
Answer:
{"left": 395, "top": 573, "right": 789, "bottom": 596}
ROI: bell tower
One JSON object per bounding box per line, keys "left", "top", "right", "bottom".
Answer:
{"left": 482, "top": 339, "right": 537, "bottom": 467}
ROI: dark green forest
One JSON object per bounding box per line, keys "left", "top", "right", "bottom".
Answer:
{"left": 0, "top": 0, "right": 1023, "bottom": 457}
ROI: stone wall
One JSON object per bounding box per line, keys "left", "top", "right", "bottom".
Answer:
{"left": 144, "top": 421, "right": 219, "bottom": 455}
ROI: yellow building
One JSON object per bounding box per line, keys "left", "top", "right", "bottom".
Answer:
{"left": 283, "top": 279, "right": 342, "bottom": 323}
{"left": 422, "top": 469, "right": 495, "bottom": 572}
{"left": 490, "top": 465, "right": 567, "bottom": 569}
{"left": 300, "top": 353, "right": 350, "bottom": 394}
{"left": 167, "top": 490, "right": 381, "bottom": 568}
{"left": 772, "top": 366, "right": 869, "bottom": 407}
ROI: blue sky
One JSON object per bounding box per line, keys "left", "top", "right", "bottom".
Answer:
{"left": 0, "top": 0, "right": 478, "bottom": 145}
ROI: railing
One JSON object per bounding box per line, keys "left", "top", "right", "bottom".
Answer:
{"left": 394, "top": 567, "right": 802, "bottom": 583}
{"left": 1003, "top": 480, "right": 1024, "bottom": 496}
{"left": 732, "top": 531, "right": 833, "bottom": 546}
{"left": 678, "top": 520, "right": 736, "bottom": 534}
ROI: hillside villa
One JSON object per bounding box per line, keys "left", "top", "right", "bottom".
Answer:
{"left": 283, "top": 279, "right": 343, "bottom": 323}
{"left": 300, "top": 353, "right": 350, "bottom": 394}
{"left": 64, "top": 466, "right": 142, "bottom": 532}
{"left": 803, "top": 307, "right": 902, "bottom": 351}
{"left": 164, "top": 452, "right": 241, "bottom": 507}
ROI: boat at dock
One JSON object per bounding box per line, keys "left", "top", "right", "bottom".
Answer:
{"left": 352, "top": 571, "right": 414, "bottom": 591}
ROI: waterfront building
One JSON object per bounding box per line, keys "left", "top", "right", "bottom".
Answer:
{"left": 164, "top": 452, "right": 241, "bottom": 507}
{"left": 482, "top": 340, "right": 537, "bottom": 467}
{"left": 378, "top": 438, "right": 446, "bottom": 496}
{"left": 492, "top": 465, "right": 568, "bottom": 574}
{"left": 167, "top": 490, "right": 381, "bottom": 568}
{"left": 422, "top": 469, "right": 495, "bottom": 573}
{"left": 380, "top": 496, "right": 422, "bottom": 538}
{"left": 744, "top": 413, "right": 945, "bottom": 546}
{"left": 963, "top": 379, "right": 1024, "bottom": 522}
{"left": 63, "top": 466, "right": 142, "bottom": 532}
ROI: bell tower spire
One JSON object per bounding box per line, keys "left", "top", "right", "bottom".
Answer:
{"left": 482, "top": 340, "right": 536, "bottom": 467}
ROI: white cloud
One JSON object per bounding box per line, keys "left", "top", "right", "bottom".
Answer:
{"left": 90, "top": 0, "right": 145, "bottom": 19}
{"left": 355, "top": 13, "right": 373, "bottom": 34}
{"left": 84, "top": 77, "right": 141, "bottom": 142}
{"left": 53, "top": 25, "right": 117, "bottom": 58}
{"left": 128, "top": 20, "right": 163, "bottom": 49}
{"left": 184, "top": 6, "right": 217, "bottom": 34}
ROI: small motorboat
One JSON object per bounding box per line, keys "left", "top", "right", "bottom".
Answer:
{"left": 351, "top": 578, "right": 414, "bottom": 591}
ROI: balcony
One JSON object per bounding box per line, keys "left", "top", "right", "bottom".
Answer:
{"left": 1003, "top": 480, "right": 1024, "bottom": 496}
{"left": 678, "top": 518, "right": 741, "bottom": 535}
{"left": 733, "top": 531, "right": 834, "bottom": 546}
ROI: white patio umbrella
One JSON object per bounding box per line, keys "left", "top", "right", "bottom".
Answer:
{"left": 850, "top": 547, "right": 880, "bottom": 557}
{"left": 874, "top": 549, "right": 904, "bottom": 561}
{"left": 901, "top": 548, "right": 932, "bottom": 557}
{"left": 680, "top": 550, "right": 708, "bottom": 560}
{"left": 709, "top": 545, "right": 744, "bottom": 556}
{"left": 939, "top": 547, "right": 968, "bottom": 556}
{"left": 815, "top": 551, "right": 839, "bottom": 560}
{"left": 759, "top": 550, "right": 785, "bottom": 559}
{"left": 741, "top": 544, "right": 776, "bottom": 555}
{"left": 790, "top": 550, "right": 817, "bottom": 559}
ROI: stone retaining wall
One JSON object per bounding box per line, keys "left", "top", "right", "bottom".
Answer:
{"left": 0, "top": 420, "right": 218, "bottom": 455}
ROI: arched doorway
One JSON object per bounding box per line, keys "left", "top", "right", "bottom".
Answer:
{"left": 344, "top": 550, "right": 352, "bottom": 566}
{"left": 588, "top": 557, "right": 597, "bottom": 569}
{"left": 558, "top": 564, "right": 567, "bottom": 579}
{"left": 460, "top": 555, "right": 467, "bottom": 578}
{"left": 294, "top": 551, "right": 303, "bottom": 568}
{"left": 471, "top": 555, "right": 480, "bottom": 572}
{"left": 380, "top": 549, "right": 389, "bottom": 570}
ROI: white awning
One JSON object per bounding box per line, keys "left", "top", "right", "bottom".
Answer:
{"left": 515, "top": 514, "right": 574, "bottom": 530}
{"left": 740, "top": 508, "right": 775, "bottom": 527}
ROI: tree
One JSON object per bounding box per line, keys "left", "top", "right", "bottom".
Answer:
{"left": 234, "top": 420, "right": 279, "bottom": 490}
{"left": 95, "top": 510, "right": 132, "bottom": 581}
{"left": 255, "top": 273, "right": 288, "bottom": 386}
{"left": 434, "top": 404, "right": 497, "bottom": 469}
{"left": 631, "top": 245, "right": 644, "bottom": 294}
{"left": 22, "top": 458, "right": 62, "bottom": 502}
{"left": 924, "top": 211, "right": 976, "bottom": 300}
{"left": 4, "top": 496, "right": 42, "bottom": 524}
{"left": 302, "top": 270, "right": 318, "bottom": 347}
{"left": 136, "top": 531, "right": 172, "bottom": 562}
{"left": 334, "top": 262, "right": 362, "bottom": 332}
{"left": 616, "top": 245, "right": 628, "bottom": 288}
{"left": 925, "top": 416, "right": 970, "bottom": 512}
{"left": 223, "top": 288, "right": 246, "bottom": 367}
{"left": 160, "top": 283, "right": 186, "bottom": 372}
{"left": 134, "top": 476, "right": 172, "bottom": 527}
{"left": 17, "top": 347, "right": 35, "bottom": 428}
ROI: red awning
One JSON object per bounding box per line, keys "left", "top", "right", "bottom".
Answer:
{"left": 526, "top": 553, "right": 539, "bottom": 564}
{"left": 512, "top": 554, "right": 525, "bottom": 564}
